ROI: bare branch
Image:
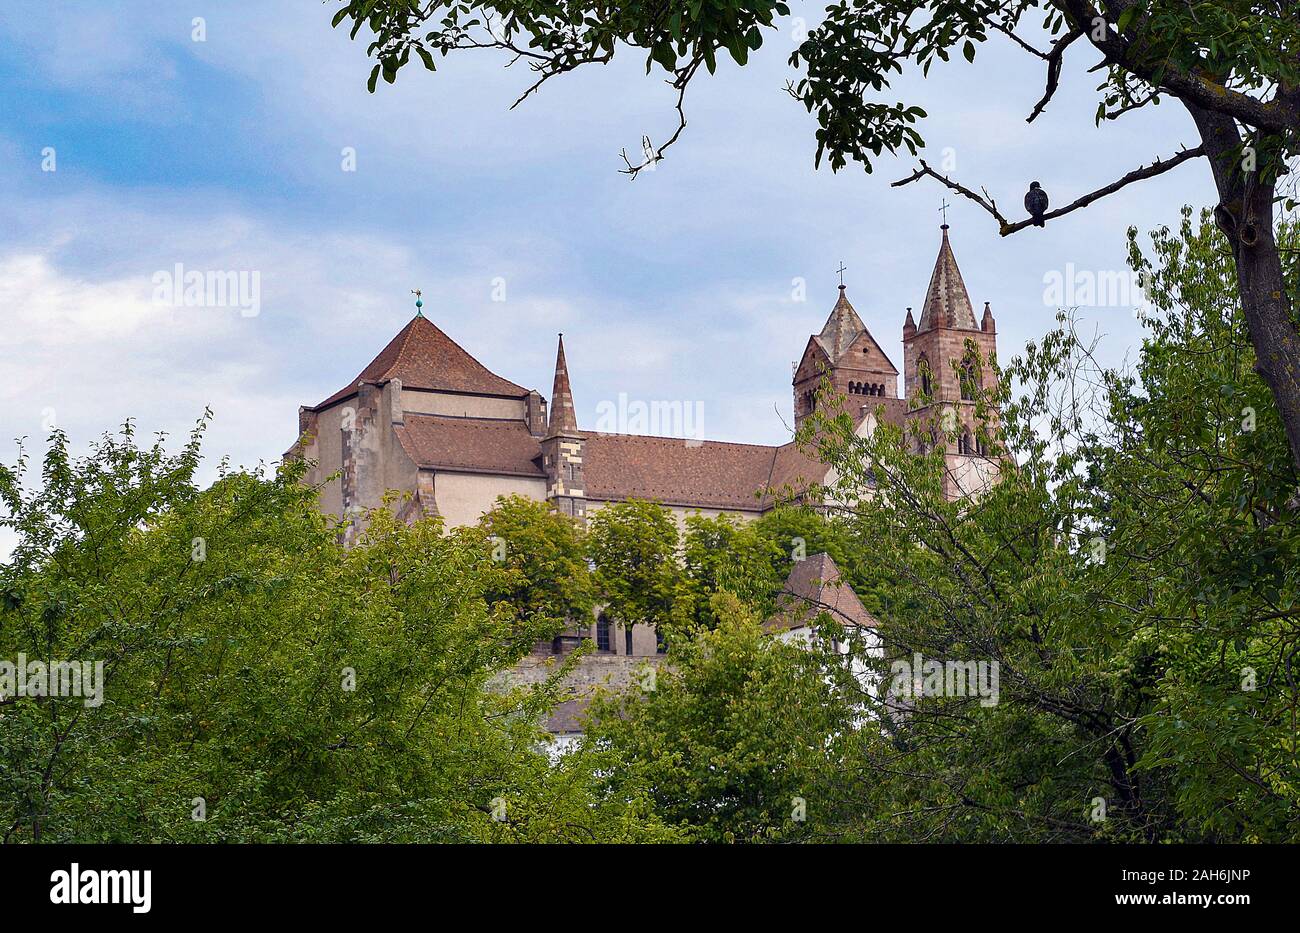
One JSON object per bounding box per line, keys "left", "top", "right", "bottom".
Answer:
{"left": 892, "top": 146, "right": 1205, "bottom": 235}
{"left": 1027, "top": 30, "right": 1084, "bottom": 123}
{"left": 989, "top": 19, "right": 1049, "bottom": 59}
{"left": 619, "top": 58, "right": 700, "bottom": 179}
{"left": 891, "top": 160, "right": 1010, "bottom": 228}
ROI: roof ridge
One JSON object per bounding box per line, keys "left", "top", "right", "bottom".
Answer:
{"left": 587, "top": 432, "right": 780, "bottom": 452}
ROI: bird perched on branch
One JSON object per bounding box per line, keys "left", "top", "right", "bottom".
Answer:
{"left": 1024, "top": 181, "right": 1049, "bottom": 227}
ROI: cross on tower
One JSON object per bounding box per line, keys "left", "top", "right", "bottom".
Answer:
{"left": 939, "top": 199, "right": 950, "bottom": 226}
{"left": 835, "top": 262, "right": 847, "bottom": 287}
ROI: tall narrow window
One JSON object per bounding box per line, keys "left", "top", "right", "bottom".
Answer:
{"left": 596, "top": 614, "right": 611, "bottom": 652}
{"left": 625, "top": 627, "right": 633, "bottom": 655}
{"left": 918, "top": 354, "right": 933, "bottom": 397}
{"left": 960, "top": 357, "right": 977, "bottom": 401}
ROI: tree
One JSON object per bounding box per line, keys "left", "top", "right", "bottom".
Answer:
{"left": 804, "top": 208, "right": 1300, "bottom": 841}
{"left": 330, "top": 0, "right": 1300, "bottom": 473}
{"left": 475, "top": 494, "right": 596, "bottom": 633}
{"left": 585, "top": 499, "right": 682, "bottom": 635}
{"left": 679, "top": 512, "right": 785, "bottom": 628}
{"left": 583, "top": 592, "right": 864, "bottom": 842}
{"left": 0, "top": 421, "right": 669, "bottom": 842}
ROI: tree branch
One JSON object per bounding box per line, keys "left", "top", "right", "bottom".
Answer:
{"left": 1051, "top": 0, "right": 1298, "bottom": 132}
{"left": 1027, "top": 29, "right": 1084, "bottom": 124}
{"left": 891, "top": 160, "right": 1010, "bottom": 228}
{"left": 892, "top": 146, "right": 1205, "bottom": 235}
{"left": 619, "top": 57, "right": 700, "bottom": 179}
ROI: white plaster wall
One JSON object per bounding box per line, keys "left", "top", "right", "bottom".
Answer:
{"left": 434, "top": 471, "right": 547, "bottom": 528}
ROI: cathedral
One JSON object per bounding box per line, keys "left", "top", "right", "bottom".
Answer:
{"left": 290, "top": 223, "right": 1001, "bottom": 733}
{"left": 291, "top": 223, "right": 1000, "bottom": 536}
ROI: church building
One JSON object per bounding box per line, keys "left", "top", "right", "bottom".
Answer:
{"left": 291, "top": 224, "right": 1000, "bottom": 537}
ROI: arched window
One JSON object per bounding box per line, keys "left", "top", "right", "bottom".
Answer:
{"left": 959, "top": 432, "right": 972, "bottom": 455}
{"left": 977, "top": 436, "right": 989, "bottom": 457}
{"left": 960, "top": 356, "right": 977, "bottom": 401}
{"left": 595, "top": 614, "right": 611, "bottom": 652}
{"left": 849, "top": 381, "right": 859, "bottom": 395}
{"left": 918, "top": 354, "right": 933, "bottom": 397}
{"left": 876, "top": 383, "right": 884, "bottom": 396}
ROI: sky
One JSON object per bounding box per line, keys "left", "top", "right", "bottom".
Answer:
{"left": 0, "top": 1, "right": 1218, "bottom": 483}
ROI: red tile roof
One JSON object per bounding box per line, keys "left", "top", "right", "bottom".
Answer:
{"left": 395, "top": 414, "right": 545, "bottom": 477}
{"left": 391, "top": 416, "right": 833, "bottom": 510}
{"left": 313, "top": 315, "right": 528, "bottom": 410}
{"left": 584, "top": 434, "right": 787, "bottom": 511}
{"left": 765, "top": 552, "right": 877, "bottom": 633}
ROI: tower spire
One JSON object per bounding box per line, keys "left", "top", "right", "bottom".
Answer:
{"left": 916, "top": 224, "right": 977, "bottom": 331}
{"left": 546, "top": 333, "right": 580, "bottom": 437}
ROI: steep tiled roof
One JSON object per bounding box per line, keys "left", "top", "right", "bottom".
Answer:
{"left": 768, "top": 440, "right": 827, "bottom": 500}
{"left": 395, "top": 414, "right": 544, "bottom": 477}
{"left": 764, "top": 552, "right": 877, "bottom": 633}
{"left": 818, "top": 286, "right": 869, "bottom": 361}
{"left": 546, "top": 334, "right": 581, "bottom": 438}
{"left": 917, "top": 226, "right": 978, "bottom": 332}
{"left": 314, "top": 315, "right": 528, "bottom": 410}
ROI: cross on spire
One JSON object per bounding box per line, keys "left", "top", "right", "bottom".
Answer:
{"left": 835, "top": 261, "right": 847, "bottom": 288}
{"left": 939, "top": 199, "right": 950, "bottom": 227}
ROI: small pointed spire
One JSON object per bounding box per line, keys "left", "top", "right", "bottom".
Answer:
{"left": 981, "top": 301, "right": 996, "bottom": 333}
{"left": 819, "top": 286, "right": 869, "bottom": 361}
{"left": 903, "top": 306, "right": 917, "bottom": 339}
{"left": 917, "top": 224, "right": 977, "bottom": 332}
{"left": 546, "top": 333, "right": 581, "bottom": 437}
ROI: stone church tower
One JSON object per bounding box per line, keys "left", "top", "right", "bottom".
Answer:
{"left": 541, "top": 335, "right": 587, "bottom": 519}
{"left": 902, "top": 223, "right": 1000, "bottom": 497}
{"left": 793, "top": 285, "right": 901, "bottom": 430}
{"left": 791, "top": 224, "right": 1001, "bottom": 499}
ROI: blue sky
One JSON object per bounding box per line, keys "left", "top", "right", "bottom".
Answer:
{"left": 0, "top": 1, "right": 1218, "bottom": 479}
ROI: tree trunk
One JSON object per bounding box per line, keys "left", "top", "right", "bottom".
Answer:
{"left": 1190, "top": 104, "right": 1300, "bottom": 475}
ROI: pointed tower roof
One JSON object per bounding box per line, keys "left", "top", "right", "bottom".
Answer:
{"left": 546, "top": 334, "right": 582, "bottom": 438}
{"left": 314, "top": 314, "right": 528, "bottom": 409}
{"left": 817, "top": 285, "right": 870, "bottom": 361}
{"left": 917, "top": 225, "right": 978, "bottom": 332}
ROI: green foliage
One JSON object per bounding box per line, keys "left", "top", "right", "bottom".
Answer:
{"left": 475, "top": 494, "right": 596, "bottom": 633}
{"left": 584, "top": 592, "right": 862, "bottom": 842}
{"left": 799, "top": 207, "right": 1300, "bottom": 841}
{"left": 678, "top": 512, "right": 785, "bottom": 628}
{"left": 585, "top": 499, "right": 681, "bottom": 632}
{"left": 0, "top": 423, "right": 665, "bottom": 842}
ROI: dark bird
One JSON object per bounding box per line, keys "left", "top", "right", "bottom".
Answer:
{"left": 1024, "top": 181, "right": 1049, "bottom": 227}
